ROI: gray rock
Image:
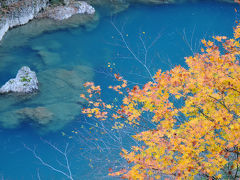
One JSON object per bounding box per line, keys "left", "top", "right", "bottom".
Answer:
{"left": 0, "top": 0, "right": 49, "bottom": 41}
{"left": 0, "top": 0, "right": 97, "bottom": 42}
{"left": 64, "top": 0, "right": 70, "bottom": 6}
{"left": 40, "top": 1, "right": 95, "bottom": 21}
{"left": 0, "top": 13, "right": 99, "bottom": 49}
{"left": 0, "top": 66, "right": 38, "bottom": 94}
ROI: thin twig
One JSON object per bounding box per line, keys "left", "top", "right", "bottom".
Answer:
{"left": 24, "top": 143, "right": 74, "bottom": 180}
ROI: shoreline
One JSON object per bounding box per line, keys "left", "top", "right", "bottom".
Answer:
{"left": 0, "top": 0, "right": 95, "bottom": 42}
{"left": 0, "top": 0, "right": 237, "bottom": 44}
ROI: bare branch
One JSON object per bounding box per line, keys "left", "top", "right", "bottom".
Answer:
{"left": 111, "top": 21, "right": 156, "bottom": 83}
{"left": 24, "top": 142, "right": 74, "bottom": 180}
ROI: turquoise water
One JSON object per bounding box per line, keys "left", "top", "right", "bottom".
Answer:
{"left": 0, "top": 1, "right": 239, "bottom": 179}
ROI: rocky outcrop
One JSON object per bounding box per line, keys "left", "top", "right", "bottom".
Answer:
{"left": 0, "top": 66, "right": 38, "bottom": 94}
{"left": 0, "top": 0, "right": 96, "bottom": 41}
{"left": 0, "top": 0, "right": 49, "bottom": 41}
{"left": 39, "top": 1, "right": 95, "bottom": 20}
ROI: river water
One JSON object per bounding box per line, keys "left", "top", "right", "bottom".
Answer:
{"left": 0, "top": 1, "right": 238, "bottom": 179}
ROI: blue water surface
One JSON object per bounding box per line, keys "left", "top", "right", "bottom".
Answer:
{"left": 0, "top": 1, "right": 239, "bottom": 179}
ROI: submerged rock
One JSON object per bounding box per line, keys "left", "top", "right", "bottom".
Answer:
{"left": 0, "top": 65, "right": 93, "bottom": 133}
{"left": 39, "top": 1, "right": 95, "bottom": 21}
{"left": 33, "top": 46, "right": 61, "bottom": 66}
{"left": 0, "top": 66, "right": 38, "bottom": 94}
{"left": 17, "top": 107, "right": 53, "bottom": 125}
{"left": 35, "top": 65, "right": 93, "bottom": 104}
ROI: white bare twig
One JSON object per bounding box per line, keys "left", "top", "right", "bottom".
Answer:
{"left": 36, "top": 169, "right": 41, "bottom": 180}
{"left": 182, "top": 25, "right": 202, "bottom": 56}
{"left": 24, "top": 142, "right": 74, "bottom": 180}
{"left": 111, "top": 21, "right": 157, "bottom": 83}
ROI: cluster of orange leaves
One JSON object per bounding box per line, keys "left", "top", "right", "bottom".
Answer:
{"left": 81, "top": 23, "right": 240, "bottom": 179}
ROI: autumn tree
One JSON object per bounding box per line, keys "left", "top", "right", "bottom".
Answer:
{"left": 81, "top": 22, "right": 240, "bottom": 179}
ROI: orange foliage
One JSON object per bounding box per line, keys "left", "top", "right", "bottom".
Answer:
{"left": 82, "top": 23, "right": 240, "bottom": 179}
